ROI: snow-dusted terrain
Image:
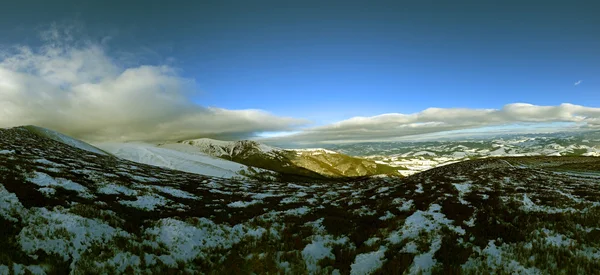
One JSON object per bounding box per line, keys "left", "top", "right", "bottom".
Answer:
{"left": 1, "top": 126, "right": 600, "bottom": 274}
{"left": 329, "top": 132, "right": 600, "bottom": 176}
{"left": 179, "top": 138, "right": 279, "bottom": 159}
{"left": 95, "top": 142, "right": 268, "bottom": 179}
{"left": 25, "top": 125, "right": 108, "bottom": 156}
{"left": 174, "top": 138, "right": 404, "bottom": 178}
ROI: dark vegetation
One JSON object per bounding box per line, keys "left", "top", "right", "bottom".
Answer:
{"left": 0, "top": 126, "right": 599, "bottom": 273}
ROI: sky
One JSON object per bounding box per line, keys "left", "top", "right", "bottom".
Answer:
{"left": 0, "top": 0, "right": 599, "bottom": 144}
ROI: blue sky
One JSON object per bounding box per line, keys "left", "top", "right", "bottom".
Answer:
{"left": 0, "top": 1, "right": 599, "bottom": 143}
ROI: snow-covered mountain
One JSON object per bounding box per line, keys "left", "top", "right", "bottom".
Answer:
{"left": 178, "top": 138, "right": 278, "bottom": 160}
{"left": 326, "top": 132, "right": 600, "bottom": 176}
{"left": 95, "top": 142, "right": 275, "bottom": 180}
{"left": 175, "top": 138, "right": 405, "bottom": 178}
{"left": 1, "top": 126, "right": 600, "bottom": 274}
{"left": 24, "top": 125, "right": 109, "bottom": 156}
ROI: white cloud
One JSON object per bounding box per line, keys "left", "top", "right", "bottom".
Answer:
{"left": 267, "top": 103, "right": 600, "bottom": 144}
{"left": 574, "top": 80, "right": 582, "bottom": 86}
{"left": 0, "top": 25, "right": 307, "bottom": 142}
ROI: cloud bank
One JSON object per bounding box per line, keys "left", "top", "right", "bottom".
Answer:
{"left": 268, "top": 103, "right": 600, "bottom": 144}
{"left": 0, "top": 26, "right": 307, "bottom": 142}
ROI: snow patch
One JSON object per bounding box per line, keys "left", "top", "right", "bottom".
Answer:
{"left": 227, "top": 200, "right": 262, "bottom": 208}
{"left": 28, "top": 172, "right": 95, "bottom": 199}
{"left": 120, "top": 194, "right": 168, "bottom": 211}
{"left": 350, "top": 246, "right": 387, "bottom": 275}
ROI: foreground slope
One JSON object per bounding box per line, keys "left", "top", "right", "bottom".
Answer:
{"left": 1, "top": 126, "right": 600, "bottom": 274}
{"left": 176, "top": 138, "right": 404, "bottom": 178}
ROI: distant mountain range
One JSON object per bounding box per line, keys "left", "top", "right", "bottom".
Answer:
{"left": 94, "top": 138, "right": 405, "bottom": 181}
{"left": 323, "top": 131, "right": 600, "bottom": 176}
{"left": 175, "top": 138, "right": 404, "bottom": 178}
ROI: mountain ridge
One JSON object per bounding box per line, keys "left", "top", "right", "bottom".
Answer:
{"left": 174, "top": 138, "right": 405, "bottom": 178}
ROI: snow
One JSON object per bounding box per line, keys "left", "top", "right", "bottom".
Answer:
{"left": 409, "top": 237, "right": 441, "bottom": 274}
{"left": 285, "top": 206, "right": 311, "bottom": 216}
{"left": 292, "top": 148, "right": 339, "bottom": 155}
{"left": 27, "top": 126, "right": 107, "bottom": 155}
{"left": 302, "top": 235, "right": 348, "bottom": 274}
{"left": 96, "top": 142, "right": 252, "bottom": 179}
{"left": 34, "top": 158, "right": 62, "bottom": 166}
{"left": 453, "top": 182, "right": 472, "bottom": 204}
{"left": 120, "top": 194, "right": 168, "bottom": 211}
{"left": 388, "top": 204, "right": 464, "bottom": 245}
{"left": 413, "top": 151, "right": 436, "bottom": 156}
{"left": 379, "top": 211, "right": 395, "bottom": 221}
{"left": 350, "top": 246, "right": 387, "bottom": 275}
{"left": 453, "top": 182, "right": 471, "bottom": 194}
{"left": 227, "top": 200, "right": 261, "bottom": 208}
{"left": 18, "top": 207, "right": 129, "bottom": 270}
{"left": 364, "top": 237, "right": 380, "bottom": 246}
{"left": 95, "top": 252, "right": 142, "bottom": 274}
{"left": 464, "top": 216, "right": 476, "bottom": 227}
{"left": 28, "top": 172, "right": 95, "bottom": 199}
{"left": 462, "top": 240, "right": 544, "bottom": 274}
{"left": 377, "top": 187, "right": 390, "bottom": 193}
{"left": 152, "top": 185, "right": 198, "bottom": 200}
{"left": 0, "top": 185, "right": 26, "bottom": 222}
{"left": 302, "top": 239, "right": 334, "bottom": 272}
{"left": 97, "top": 183, "right": 138, "bottom": 196}
{"left": 143, "top": 218, "right": 264, "bottom": 262}
{"left": 38, "top": 187, "right": 56, "bottom": 196}
{"left": 415, "top": 184, "right": 424, "bottom": 194}
{"left": 521, "top": 194, "right": 578, "bottom": 214}
{"left": 0, "top": 150, "right": 15, "bottom": 154}
{"left": 542, "top": 229, "right": 575, "bottom": 247}
{"left": 388, "top": 204, "right": 465, "bottom": 274}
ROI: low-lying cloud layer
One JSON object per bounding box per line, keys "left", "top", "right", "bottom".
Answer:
{"left": 268, "top": 103, "right": 600, "bottom": 144}
{"left": 0, "top": 26, "right": 307, "bottom": 142}
{"left": 2, "top": 26, "right": 599, "bottom": 144}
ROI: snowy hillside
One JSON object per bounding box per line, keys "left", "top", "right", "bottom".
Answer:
{"left": 95, "top": 142, "right": 266, "bottom": 179}
{"left": 179, "top": 138, "right": 278, "bottom": 159}
{"left": 1, "top": 126, "right": 600, "bottom": 273}
{"left": 23, "top": 125, "right": 108, "bottom": 156}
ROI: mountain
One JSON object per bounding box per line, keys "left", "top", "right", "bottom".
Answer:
{"left": 95, "top": 142, "right": 277, "bottom": 180}
{"left": 175, "top": 138, "right": 405, "bottom": 178}
{"left": 1, "top": 126, "right": 599, "bottom": 274}
{"left": 327, "top": 132, "right": 600, "bottom": 176}
{"left": 23, "top": 125, "right": 110, "bottom": 156}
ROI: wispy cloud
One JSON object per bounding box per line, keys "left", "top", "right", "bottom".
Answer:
{"left": 266, "top": 103, "right": 600, "bottom": 144}
{"left": 0, "top": 25, "right": 308, "bottom": 142}
{"left": 574, "top": 80, "right": 582, "bottom": 86}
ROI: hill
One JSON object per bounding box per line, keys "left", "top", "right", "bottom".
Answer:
{"left": 95, "top": 142, "right": 277, "bottom": 180}
{"left": 0, "top": 126, "right": 599, "bottom": 273}
{"left": 175, "top": 138, "right": 405, "bottom": 178}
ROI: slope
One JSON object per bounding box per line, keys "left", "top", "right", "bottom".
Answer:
{"left": 95, "top": 142, "right": 276, "bottom": 180}
{"left": 175, "top": 139, "right": 404, "bottom": 178}
{"left": 1, "top": 126, "right": 599, "bottom": 274}
{"left": 23, "top": 125, "right": 109, "bottom": 156}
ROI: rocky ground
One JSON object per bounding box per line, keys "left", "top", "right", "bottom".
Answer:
{"left": 1, "top": 126, "right": 600, "bottom": 274}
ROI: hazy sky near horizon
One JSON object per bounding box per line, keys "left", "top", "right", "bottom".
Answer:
{"left": 0, "top": 0, "right": 599, "bottom": 143}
